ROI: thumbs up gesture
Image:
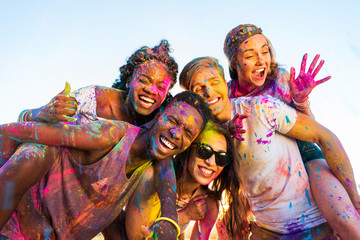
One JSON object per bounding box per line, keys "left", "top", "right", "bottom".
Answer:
{"left": 34, "top": 82, "right": 78, "bottom": 123}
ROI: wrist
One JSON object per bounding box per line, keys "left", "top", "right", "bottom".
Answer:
{"left": 18, "top": 109, "right": 29, "bottom": 122}
{"left": 155, "top": 217, "right": 180, "bottom": 238}
{"left": 31, "top": 106, "right": 47, "bottom": 122}
{"left": 292, "top": 96, "right": 310, "bottom": 111}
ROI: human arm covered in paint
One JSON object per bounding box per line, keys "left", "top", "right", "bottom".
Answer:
{"left": 142, "top": 157, "right": 179, "bottom": 240}
{"left": 286, "top": 110, "right": 360, "bottom": 210}
{"left": 17, "top": 83, "right": 122, "bottom": 124}
{"left": 0, "top": 120, "right": 125, "bottom": 155}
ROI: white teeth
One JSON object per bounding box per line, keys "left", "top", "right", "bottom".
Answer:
{"left": 255, "top": 69, "right": 264, "bottom": 73}
{"left": 139, "top": 96, "right": 155, "bottom": 103}
{"left": 199, "top": 166, "right": 213, "bottom": 175}
{"left": 208, "top": 98, "right": 219, "bottom": 104}
{"left": 160, "top": 136, "right": 175, "bottom": 150}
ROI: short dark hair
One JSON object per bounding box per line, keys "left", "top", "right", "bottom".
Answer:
{"left": 112, "top": 39, "right": 178, "bottom": 91}
{"left": 164, "top": 91, "right": 213, "bottom": 132}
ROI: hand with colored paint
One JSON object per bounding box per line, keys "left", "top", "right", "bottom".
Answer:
{"left": 141, "top": 225, "right": 155, "bottom": 239}
{"left": 179, "top": 195, "right": 208, "bottom": 222}
{"left": 35, "top": 82, "right": 78, "bottom": 123}
{"left": 290, "top": 54, "right": 331, "bottom": 105}
{"left": 227, "top": 113, "right": 248, "bottom": 141}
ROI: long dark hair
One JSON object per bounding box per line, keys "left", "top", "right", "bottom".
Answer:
{"left": 173, "top": 121, "right": 250, "bottom": 238}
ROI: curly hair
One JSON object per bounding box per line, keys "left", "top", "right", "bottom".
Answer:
{"left": 112, "top": 39, "right": 178, "bottom": 91}
{"left": 174, "top": 121, "right": 250, "bottom": 239}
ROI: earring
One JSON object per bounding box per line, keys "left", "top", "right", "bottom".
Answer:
{"left": 126, "top": 82, "right": 129, "bottom": 88}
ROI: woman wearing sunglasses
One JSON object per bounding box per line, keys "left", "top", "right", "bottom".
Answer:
{"left": 119, "top": 121, "right": 248, "bottom": 240}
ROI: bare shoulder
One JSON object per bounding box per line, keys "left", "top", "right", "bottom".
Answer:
{"left": 95, "top": 86, "right": 122, "bottom": 103}
{"left": 94, "top": 86, "right": 125, "bottom": 119}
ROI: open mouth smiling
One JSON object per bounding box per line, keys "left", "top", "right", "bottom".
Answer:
{"left": 207, "top": 97, "right": 220, "bottom": 105}
{"left": 160, "top": 136, "right": 176, "bottom": 150}
{"left": 199, "top": 166, "right": 214, "bottom": 176}
{"left": 252, "top": 68, "right": 265, "bottom": 79}
{"left": 139, "top": 95, "right": 156, "bottom": 107}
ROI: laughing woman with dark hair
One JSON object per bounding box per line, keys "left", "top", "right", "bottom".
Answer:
{"left": 120, "top": 121, "right": 248, "bottom": 240}
{"left": 19, "top": 39, "right": 177, "bottom": 126}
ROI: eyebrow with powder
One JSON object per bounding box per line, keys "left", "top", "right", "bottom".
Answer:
{"left": 243, "top": 44, "right": 268, "bottom": 53}
{"left": 192, "top": 77, "right": 219, "bottom": 86}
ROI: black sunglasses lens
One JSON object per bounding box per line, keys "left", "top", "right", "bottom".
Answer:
{"left": 215, "top": 152, "right": 230, "bottom": 167}
{"left": 196, "top": 144, "right": 213, "bottom": 159}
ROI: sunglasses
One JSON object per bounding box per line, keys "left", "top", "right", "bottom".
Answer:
{"left": 194, "top": 142, "right": 231, "bottom": 167}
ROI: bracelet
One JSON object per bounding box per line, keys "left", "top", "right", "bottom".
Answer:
{"left": 24, "top": 110, "right": 31, "bottom": 122}
{"left": 292, "top": 97, "right": 310, "bottom": 112}
{"left": 18, "top": 110, "right": 30, "bottom": 122}
{"left": 155, "top": 217, "right": 181, "bottom": 238}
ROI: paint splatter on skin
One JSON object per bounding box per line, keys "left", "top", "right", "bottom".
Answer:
{"left": 127, "top": 61, "right": 172, "bottom": 116}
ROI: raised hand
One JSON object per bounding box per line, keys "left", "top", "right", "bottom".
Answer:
{"left": 35, "top": 82, "right": 78, "bottom": 123}
{"left": 290, "top": 54, "right": 331, "bottom": 104}
{"left": 227, "top": 113, "right": 248, "bottom": 141}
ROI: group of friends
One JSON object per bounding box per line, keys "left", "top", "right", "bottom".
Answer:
{"left": 0, "top": 24, "right": 359, "bottom": 240}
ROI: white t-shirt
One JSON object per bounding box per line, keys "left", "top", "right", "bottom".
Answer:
{"left": 69, "top": 85, "right": 101, "bottom": 124}
{"left": 231, "top": 95, "right": 326, "bottom": 234}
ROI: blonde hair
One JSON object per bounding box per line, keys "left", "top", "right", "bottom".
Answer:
{"left": 179, "top": 57, "right": 226, "bottom": 91}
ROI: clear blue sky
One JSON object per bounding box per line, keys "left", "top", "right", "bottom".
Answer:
{"left": 0, "top": 0, "right": 359, "bottom": 185}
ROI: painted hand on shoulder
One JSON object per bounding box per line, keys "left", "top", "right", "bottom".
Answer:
{"left": 290, "top": 53, "right": 331, "bottom": 103}
{"left": 181, "top": 195, "right": 208, "bottom": 221}
{"left": 37, "top": 82, "right": 78, "bottom": 123}
{"left": 228, "top": 113, "right": 248, "bottom": 141}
